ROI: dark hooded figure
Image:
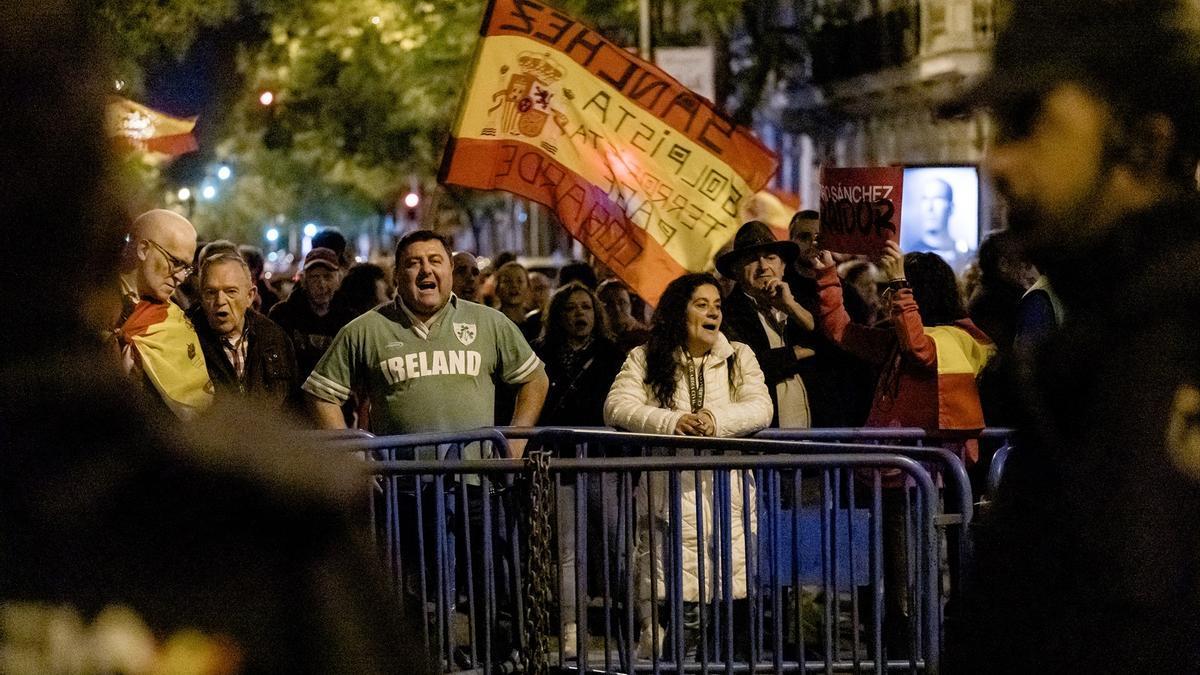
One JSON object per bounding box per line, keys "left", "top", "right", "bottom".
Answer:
{"left": 948, "top": 0, "right": 1200, "bottom": 672}
{"left": 0, "top": 5, "right": 429, "bottom": 672}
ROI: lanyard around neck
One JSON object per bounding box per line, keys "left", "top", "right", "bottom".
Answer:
{"left": 686, "top": 353, "right": 706, "bottom": 413}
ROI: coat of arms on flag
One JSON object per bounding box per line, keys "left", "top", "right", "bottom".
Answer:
{"left": 439, "top": 0, "right": 777, "bottom": 306}
{"left": 453, "top": 323, "right": 477, "bottom": 347}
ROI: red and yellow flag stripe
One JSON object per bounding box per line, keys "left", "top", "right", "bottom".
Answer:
{"left": 441, "top": 0, "right": 778, "bottom": 305}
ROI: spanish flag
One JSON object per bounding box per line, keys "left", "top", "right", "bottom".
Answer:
{"left": 122, "top": 300, "right": 214, "bottom": 421}
{"left": 439, "top": 0, "right": 778, "bottom": 305}
{"left": 106, "top": 96, "right": 199, "bottom": 158}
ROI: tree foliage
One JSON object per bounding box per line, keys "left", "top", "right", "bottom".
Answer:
{"left": 96, "top": 0, "right": 756, "bottom": 244}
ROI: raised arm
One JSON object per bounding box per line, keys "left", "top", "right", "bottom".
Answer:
{"left": 814, "top": 250, "right": 894, "bottom": 365}
{"left": 878, "top": 241, "right": 937, "bottom": 368}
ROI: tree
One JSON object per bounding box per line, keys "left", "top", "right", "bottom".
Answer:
{"left": 97, "top": 0, "right": 756, "bottom": 247}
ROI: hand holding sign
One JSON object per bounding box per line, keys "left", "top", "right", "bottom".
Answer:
{"left": 818, "top": 167, "right": 904, "bottom": 256}
{"left": 810, "top": 249, "right": 835, "bottom": 272}
{"left": 878, "top": 241, "right": 905, "bottom": 282}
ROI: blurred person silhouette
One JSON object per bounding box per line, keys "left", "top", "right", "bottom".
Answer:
{"left": 557, "top": 259, "right": 598, "bottom": 289}
{"left": 332, "top": 262, "right": 392, "bottom": 318}
{"left": 968, "top": 229, "right": 1036, "bottom": 355}
{"left": 451, "top": 250, "right": 481, "bottom": 302}
{"left": 312, "top": 228, "right": 351, "bottom": 268}
{"left": 0, "top": 3, "right": 426, "bottom": 672}
{"left": 597, "top": 278, "right": 650, "bottom": 352}
{"left": 837, "top": 259, "right": 883, "bottom": 327}
{"left": 495, "top": 260, "right": 541, "bottom": 341}
{"left": 947, "top": 1, "right": 1200, "bottom": 670}
{"left": 238, "top": 244, "right": 279, "bottom": 314}
{"left": 529, "top": 270, "right": 553, "bottom": 313}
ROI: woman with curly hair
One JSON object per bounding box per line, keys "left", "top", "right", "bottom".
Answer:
{"left": 604, "top": 273, "right": 772, "bottom": 660}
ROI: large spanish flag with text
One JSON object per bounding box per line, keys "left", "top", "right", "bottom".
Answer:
{"left": 439, "top": 0, "right": 778, "bottom": 305}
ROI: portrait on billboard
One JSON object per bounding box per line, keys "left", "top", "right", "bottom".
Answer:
{"left": 900, "top": 166, "right": 980, "bottom": 271}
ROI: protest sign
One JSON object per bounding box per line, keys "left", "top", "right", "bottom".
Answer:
{"left": 818, "top": 167, "right": 903, "bottom": 255}
{"left": 439, "top": 0, "right": 777, "bottom": 305}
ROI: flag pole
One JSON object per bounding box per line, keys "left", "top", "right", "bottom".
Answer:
{"left": 638, "top": 0, "right": 653, "bottom": 60}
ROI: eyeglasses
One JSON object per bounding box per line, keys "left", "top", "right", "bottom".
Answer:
{"left": 145, "top": 239, "right": 195, "bottom": 278}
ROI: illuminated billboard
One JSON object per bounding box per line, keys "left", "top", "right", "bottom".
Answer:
{"left": 900, "top": 165, "right": 980, "bottom": 271}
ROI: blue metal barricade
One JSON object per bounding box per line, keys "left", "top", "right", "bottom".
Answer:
{"left": 985, "top": 443, "right": 1012, "bottom": 501}
{"left": 349, "top": 431, "right": 945, "bottom": 674}
{"left": 524, "top": 429, "right": 949, "bottom": 674}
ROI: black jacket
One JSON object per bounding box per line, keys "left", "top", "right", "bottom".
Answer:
{"left": 268, "top": 288, "right": 353, "bottom": 379}
{"left": 721, "top": 284, "right": 872, "bottom": 427}
{"left": 196, "top": 309, "right": 299, "bottom": 413}
{"left": 533, "top": 335, "right": 624, "bottom": 427}
{"left": 953, "top": 194, "right": 1200, "bottom": 673}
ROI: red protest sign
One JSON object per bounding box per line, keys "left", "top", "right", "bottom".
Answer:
{"left": 818, "top": 167, "right": 903, "bottom": 255}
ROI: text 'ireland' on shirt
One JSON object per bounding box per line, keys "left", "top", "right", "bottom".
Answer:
{"left": 302, "top": 295, "right": 542, "bottom": 435}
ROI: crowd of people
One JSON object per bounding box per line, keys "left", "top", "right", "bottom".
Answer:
{"left": 112, "top": 205, "right": 1055, "bottom": 453}
{"left": 14, "top": 0, "right": 1200, "bottom": 671}
{"left": 108, "top": 195, "right": 1056, "bottom": 666}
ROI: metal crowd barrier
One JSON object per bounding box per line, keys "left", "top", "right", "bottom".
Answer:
{"left": 346, "top": 431, "right": 944, "bottom": 674}
{"left": 519, "top": 427, "right": 976, "bottom": 618}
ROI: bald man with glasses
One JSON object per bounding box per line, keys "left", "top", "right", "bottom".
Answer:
{"left": 115, "top": 209, "right": 213, "bottom": 421}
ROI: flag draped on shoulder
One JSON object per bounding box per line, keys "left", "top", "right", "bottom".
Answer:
{"left": 122, "top": 300, "right": 214, "bottom": 421}
{"left": 439, "top": 0, "right": 778, "bottom": 305}
{"left": 106, "top": 96, "right": 199, "bottom": 159}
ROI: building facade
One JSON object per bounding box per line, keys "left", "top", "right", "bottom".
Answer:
{"left": 754, "top": 0, "right": 1000, "bottom": 231}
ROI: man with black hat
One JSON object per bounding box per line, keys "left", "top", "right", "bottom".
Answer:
{"left": 951, "top": 1, "right": 1200, "bottom": 671}
{"left": 717, "top": 220, "right": 816, "bottom": 427}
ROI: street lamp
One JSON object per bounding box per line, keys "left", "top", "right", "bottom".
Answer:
{"left": 177, "top": 187, "right": 192, "bottom": 201}
{"left": 216, "top": 165, "right": 232, "bottom": 181}
{"left": 303, "top": 223, "right": 318, "bottom": 238}
{"left": 266, "top": 227, "right": 280, "bottom": 242}
{"left": 201, "top": 185, "right": 217, "bottom": 200}
{"left": 259, "top": 91, "right": 275, "bottom": 106}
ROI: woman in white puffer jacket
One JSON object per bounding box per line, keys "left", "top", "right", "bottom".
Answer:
{"left": 603, "top": 273, "right": 773, "bottom": 659}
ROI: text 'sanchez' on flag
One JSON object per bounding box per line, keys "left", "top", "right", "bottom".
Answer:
{"left": 439, "top": 0, "right": 778, "bottom": 305}
{"left": 105, "top": 96, "right": 199, "bottom": 160}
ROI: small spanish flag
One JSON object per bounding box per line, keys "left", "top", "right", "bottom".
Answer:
{"left": 106, "top": 96, "right": 199, "bottom": 158}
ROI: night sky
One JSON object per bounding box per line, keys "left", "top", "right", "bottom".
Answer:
{"left": 142, "top": 16, "right": 266, "bottom": 184}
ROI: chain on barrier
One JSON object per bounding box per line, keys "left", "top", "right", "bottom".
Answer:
{"left": 522, "top": 449, "right": 555, "bottom": 675}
